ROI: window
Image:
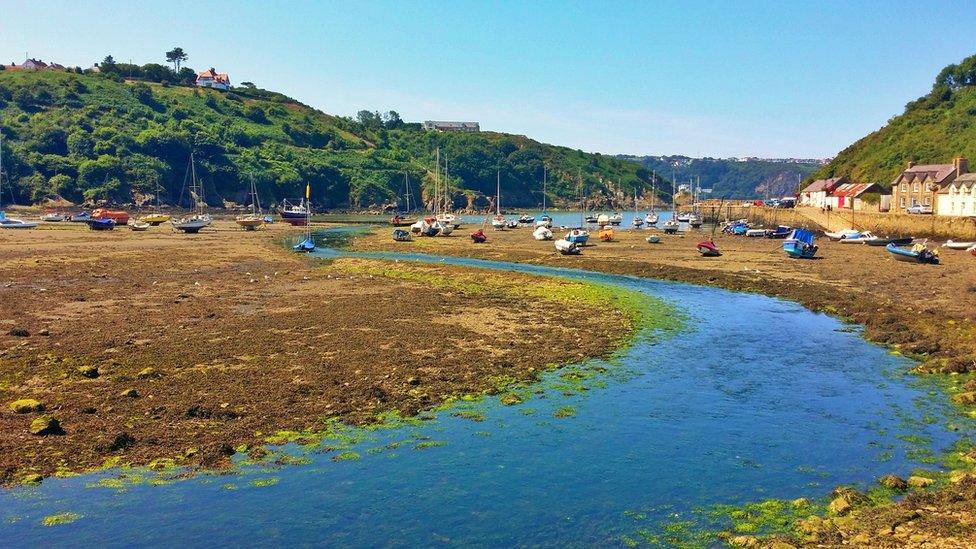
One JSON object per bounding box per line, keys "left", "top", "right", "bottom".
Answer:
{"left": 913, "top": 181, "right": 920, "bottom": 192}
{"left": 923, "top": 196, "right": 930, "bottom": 206}
{"left": 901, "top": 183, "right": 907, "bottom": 193}
{"left": 900, "top": 197, "right": 905, "bottom": 208}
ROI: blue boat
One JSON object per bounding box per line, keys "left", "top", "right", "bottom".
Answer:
{"left": 70, "top": 211, "right": 91, "bottom": 223}
{"left": 293, "top": 237, "right": 315, "bottom": 252}
{"left": 564, "top": 229, "right": 589, "bottom": 245}
{"left": 86, "top": 218, "right": 116, "bottom": 231}
{"left": 885, "top": 242, "right": 939, "bottom": 264}
{"left": 766, "top": 225, "right": 791, "bottom": 239}
{"left": 783, "top": 229, "right": 817, "bottom": 259}
{"left": 731, "top": 223, "right": 749, "bottom": 236}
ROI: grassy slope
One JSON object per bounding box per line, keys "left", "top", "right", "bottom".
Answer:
{"left": 0, "top": 71, "right": 661, "bottom": 208}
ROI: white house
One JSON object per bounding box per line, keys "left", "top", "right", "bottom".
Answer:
{"left": 196, "top": 68, "right": 231, "bottom": 90}
{"left": 798, "top": 176, "right": 845, "bottom": 208}
{"left": 422, "top": 121, "right": 480, "bottom": 132}
{"left": 937, "top": 171, "right": 976, "bottom": 217}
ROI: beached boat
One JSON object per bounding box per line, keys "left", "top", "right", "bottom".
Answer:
{"left": 676, "top": 212, "right": 691, "bottom": 223}
{"left": 129, "top": 220, "right": 150, "bottom": 231}
{"left": 765, "top": 225, "right": 792, "bottom": 239}
{"left": 293, "top": 184, "right": 315, "bottom": 252}
{"left": 687, "top": 212, "right": 703, "bottom": 228}
{"left": 280, "top": 198, "right": 310, "bottom": 226}
{"left": 865, "top": 237, "right": 913, "bottom": 247}
{"left": 518, "top": 214, "right": 535, "bottom": 224}
{"left": 784, "top": 229, "right": 818, "bottom": 259}
{"left": 944, "top": 240, "right": 976, "bottom": 250}
{"left": 599, "top": 227, "right": 615, "bottom": 241}
{"left": 490, "top": 215, "right": 507, "bottom": 230}
{"left": 41, "top": 211, "right": 67, "bottom": 222}
{"left": 490, "top": 171, "right": 508, "bottom": 230}
{"left": 697, "top": 239, "right": 721, "bottom": 257}
{"left": 470, "top": 229, "right": 487, "bottom": 243}
{"left": 173, "top": 153, "right": 213, "bottom": 233}
{"left": 645, "top": 234, "right": 661, "bottom": 244}
{"left": 236, "top": 176, "right": 265, "bottom": 231}
{"left": 92, "top": 208, "right": 130, "bottom": 225}
{"left": 745, "top": 228, "right": 766, "bottom": 237}
{"left": 839, "top": 231, "right": 877, "bottom": 244}
{"left": 86, "top": 218, "right": 115, "bottom": 231}
{"left": 608, "top": 212, "right": 623, "bottom": 225}
{"left": 631, "top": 189, "right": 643, "bottom": 228}
{"left": 596, "top": 213, "right": 610, "bottom": 227}
{"left": 0, "top": 213, "right": 38, "bottom": 229}
{"left": 533, "top": 225, "right": 553, "bottom": 241}
{"left": 645, "top": 212, "right": 658, "bottom": 226}
{"left": 70, "top": 211, "right": 91, "bottom": 223}
{"left": 437, "top": 221, "right": 454, "bottom": 236}
{"left": 392, "top": 229, "right": 412, "bottom": 242}
{"left": 824, "top": 229, "right": 860, "bottom": 241}
{"left": 436, "top": 212, "right": 459, "bottom": 229}
{"left": 537, "top": 214, "right": 553, "bottom": 228}
{"left": 141, "top": 177, "right": 170, "bottom": 225}
{"left": 554, "top": 238, "right": 580, "bottom": 255}
{"left": 886, "top": 242, "right": 939, "bottom": 264}
{"left": 565, "top": 228, "right": 589, "bottom": 245}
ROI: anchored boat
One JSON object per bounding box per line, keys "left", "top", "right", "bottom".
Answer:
{"left": 886, "top": 242, "right": 939, "bottom": 264}
{"left": 293, "top": 184, "right": 315, "bottom": 252}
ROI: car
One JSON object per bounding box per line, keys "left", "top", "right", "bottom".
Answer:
{"left": 906, "top": 204, "right": 933, "bottom": 214}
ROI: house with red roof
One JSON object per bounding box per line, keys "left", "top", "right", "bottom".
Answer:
{"left": 890, "top": 159, "right": 965, "bottom": 214}
{"left": 196, "top": 68, "right": 231, "bottom": 90}
{"left": 825, "top": 182, "right": 885, "bottom": 211}
{"left": 799, "top": 176, "right": 846, "bottom": 208}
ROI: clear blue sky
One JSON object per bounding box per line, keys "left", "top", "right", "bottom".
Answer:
{"left": 3, "top": 0, "right": 975, "bottom": 158}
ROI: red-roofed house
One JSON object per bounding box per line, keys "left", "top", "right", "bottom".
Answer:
{"left": 825, "top": 182, "right": 885, "bottom": 211}
{"left": 799, "top": 176, "right": 846, "bottom": 208}
{"left": 890, "top": 159, "right": 964, "bottom": 214}
{"left": 196, "top": 68, "right": 231, "bottom": 90}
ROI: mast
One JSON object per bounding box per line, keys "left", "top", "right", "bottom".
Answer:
{"left": 651, "top": 170, "right": 656, "bottom": 213}
{"left": 578, "top": 169, "right": 584, "bottom": 227}
{"left": 1, "top": 131, "right": 4, "bottom": 209}
{"left": 542, "top": 164, "right": 547, "bottom": 212}
{"left": 496, "top": 170, "right": 501, "bottom": 215}
{"left": 434, "top": 147, "right": 439, "bottom": 215}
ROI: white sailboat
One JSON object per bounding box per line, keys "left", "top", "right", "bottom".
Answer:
{"left": 663, "top": 171, "right": 680, "bottom": 234}
{"left": 172, "top": 152, "right": 212, "bottom": 233}
{"left": 538, "top": 165, "right": 553, "bottom": 228}
{"left": 491, "top": 170, "right": 507, "bottom": 230}
{"left": 645, "top": 171, "right": 659, "bottom": 226}
{"left": 631, "top": 187, "right": 643, "bottom": 228}
{"left": 0, "top": 133, "right": 37, "bottom": 229}
{"left": 435, "top": 149, "right": 459, "bottom": 230}
{"left": 236, "top": 175, "right": 265, "bottom": 230}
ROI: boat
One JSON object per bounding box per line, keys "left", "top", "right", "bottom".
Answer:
{"left": 69, "top": 211, "right": 91, "bottom": 223}
{"left": 840, "top": 231, "right": 877, "bottom": 244}
{"left": 554, "top": 238, "right": 580, "bottom": 255}
{"left": 765, "top": 225, "right": 792, "bottom": 239}
{"left": 41, "top": 211, "right": 67, "bottom": 222}
{"left": 505, "top": 220, "right": 518, "bottom": 229}
{"left": 433, "top": 148, "right": 461, "bottom": 229}
{"left": 129, "top": 220, "right": 150, "bottom": 231}
{"left": 631, "top": 189, "right": 643, "bottom": 228}
{"left": 537, "top": 166, "right": 553, "bottom": 228}
{"left": 172, "top": 153, "right": 213, "bottom": 232}
{"left": 687, "top": 212, "right": 703, "bottom": 228}
{"left": 687, "top": 176, "right": 703, "bottom": 228}
{"left": 293, "top": 184, "right": 315, "bottom": 252}
{"left": 0, "top": 213, "right": 38, "bottom": 229}
{"left": 676, "top": 212, "right": 691, "bottom": 223}
{"left": 390, "top": 214, "right": 412, "bottom": 226}
{"left": 697, "top": 239, "right": 721, "bottom": 257}
{"left": 585, "top": 215, "right": 599, "bottom": 224}
{"left": 608, "top": 212, "right": 623, "bottom": 225}
{"left": 944, "top": 240, "right": 976, "bottom": 250}
{"left": 663, "top": 173, "right": 680, "bottom": 233}
{"left": 824, "top": 229, "right": 860, "bottom": 241}
{"left": 490, "top": 170, "right": 508, "bottom": 230}
{"left": 865, "top": 237, "right": 913, "bottom": 247}
{"left": 533, "top": 225, "right": 553, "bottom": 241}
{"left": 646, "top": 234, "right": 661, "bottom": 244}
{"left": 745, "top": 228, "right": 766, "bottom": 237}
{"left": 886, "top": 242, "right": 939, "bottom": 264}
{"left": 970, "top": 244, "right": 976, "bottom": 257}
{"left": 437, "top": 221, "right": 455, "bottom": 236}
{"left": 470, "top": 229, "right": 487, "bottom": 243}
{"left": 783, "top": 229, "right": 818, "bottom": 259}
{"left": 518, "top": 214, "right": 535, "bottom": 224}
{"left": 236, "top": 176, "right": 265, "bottom": 231}
{"left": 663, "top": 218, "right": 680, "bottom": 234}
{"left": 599, "top": 227, "right": 615, "bottom": 242}
{"left": 392, "top": 229, "right": 412, "bottom": 242}
{"left": 280, "top": 198, "right": 310, "bottom": 226}
{"left": 91, "top": 208, "right": 129, "bottom": 225}
{"left": 644, "top": 212, "right": 659, "bottom": 226}
{"left": 140, "top": 176, "right": 170, "bottom": 225}
{"left": 436, "top": 212, "right": 459, "bottom": 229}
{"left": 86, "top": 217, "right": 115, "bottom": 231}
{"left": 565, "top": 228, "right": 589, "bottom": 245}
{"left": 537, "top": 215, "right": 553, "bottom": 228}
{"left": 597, "top": 213, "right": 610, "bottom": 226}
{"left": 413, "top": 217, "right": 441, "bottom": 237}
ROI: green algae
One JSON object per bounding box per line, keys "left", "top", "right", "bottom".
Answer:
{"left": 333, "top": 451, "right": 361, "bottom": 462}
{"left": 452, "top": 410, "right": 486, "bottom": 422}
{"left": 250, "top": 477, "right": 279, "bottom": 487}
{"left": 553, "top": 406, "right": 576, "bottom": 418}
{"left": 42, "top": 512, "right": 81, "bottom": 526}
{"left": 414, "top": 440, "right": 447, "bottom": 450}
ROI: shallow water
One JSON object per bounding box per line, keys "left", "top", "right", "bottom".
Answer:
{"left": 1, "top": 229, "right": 969, "bottom": 547}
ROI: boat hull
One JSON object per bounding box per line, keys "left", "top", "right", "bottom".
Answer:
{"left": 86, "top": 219, "right": 115, "bottom": 231}
{"left": 236, "top": 217, "right": 265, "bottom": 231}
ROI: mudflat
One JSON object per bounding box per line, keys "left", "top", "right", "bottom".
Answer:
{"left": 0, "top": 222, "right": 632, "bottom": 484}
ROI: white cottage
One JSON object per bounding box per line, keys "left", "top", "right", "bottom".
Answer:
{"left": 196, "top": 68, "right": 231, "bottom": 90}
{"left": 937, "top": 169, "right": 976, "bottom": 217}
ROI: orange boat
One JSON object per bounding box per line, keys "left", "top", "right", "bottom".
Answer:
{"left": 91, "top": 208, "right": 130, "bottom": 225}
{"left": 599, "top": 227, "right": 615, "bottom": 242}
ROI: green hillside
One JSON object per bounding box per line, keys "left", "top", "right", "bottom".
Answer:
{"left": 0, "top": 69, "right": 663, "bottom": 210}
{"left": 811, "top": 53, "right": 976, "bottom": 186}
{"left": 618, "top": 155, "right": 820, "bottom": 199}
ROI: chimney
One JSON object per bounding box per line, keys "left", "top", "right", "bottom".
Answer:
{"left": 956, "top": 156, "right": 968, "bottom": 177}
{"left": 907, "top": 160, "right": 916, "bottom": 169}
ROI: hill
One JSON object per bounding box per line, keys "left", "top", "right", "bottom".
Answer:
{"left": 810, "top": 53, "right": 976, "bottom": 186}
{"left": 0, "top": 69, "right": 664, "bottom": 210}
{"left": 618, "top": 155, "right": 821, "bottom": 199}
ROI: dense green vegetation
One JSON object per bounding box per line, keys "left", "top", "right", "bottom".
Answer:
{"left": 0, "top": 69, "right": 662, "bottom": 209}
{"left": 811, "top": 53, "right": 976, "bottom": 186}
{"left": 619, "top": 155, "right": 820, "bottom": 199}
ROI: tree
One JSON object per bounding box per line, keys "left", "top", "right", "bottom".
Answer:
{"left": 101, "top": 55, "right": 117, "bottom": 73}
{"left": 165, "top": 47, "right": 188, "bottom": 72}
{"left": 240, "top": 81, "right": 256, "bottom": 89}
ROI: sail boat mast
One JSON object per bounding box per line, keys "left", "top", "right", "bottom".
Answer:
{"left": 496, "top": 170, "right": 501, "bottom": 215}
{"left": 542, "top": 164, "right": 547, "bottom": 211}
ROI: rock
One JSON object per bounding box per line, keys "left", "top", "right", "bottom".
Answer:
{"left": 791, "top": 497, "right": 810, "bottom": 508}
{"left": 949, "top": 470, "right": 974, "bottom": 483}
{"left": 106, "top": 432, "right": 136, "bottom": 452}
{"left": 908, "top": 476, "right": 935, "bottom": 488}
{"left": 29, "top": 416, "right": 63, "bottom": 436}
{"left": 119, "top": 389, "right": 139, "bottom": 398}
{"left": 768, "top": 542, "right": 796, "bottom": 549}
{"left": 850, "top": 533, "right": 871, "bottom": 544}
{"left": 952, "top": 391, "right": 976, "bottom": 405}
{"left": 728, "top": 535, "right": 759, "bottom": 548}
{"left": 406, "top": 376, "right": 420, "bottom": 385}
{"left": 21, "top": 473, "right": 43, "bottom": 485}
{"left": 8, "top": 328, "right": 29, "bottom": 337}
{"left": 879, "top": 474, "right": 909, "bottom": 491}
{"left": 797, "top": 515, "right": 824, "bottom": 536}
{"left": 137, "top": 367, "right": 159, "bottom": 379}
{"left": 38, "top": 328, "right": 50, "bottom": 336}
{"left": 77, "top": 365, "right": 99, "bottom": 379}
{"left": 828, "top": 495, "right": 854, "bottom": 515}
{"left": 80, "top": 406, "right": 96, "bottom": 414}
{"left": 8, "top": 399, "right": 44, "bottom": 414}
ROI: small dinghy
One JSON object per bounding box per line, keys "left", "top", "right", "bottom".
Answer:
{"left": 293, "top": 237, "right": 315, "bottom": 252}
{"left": 518, "top": 215, "right": 535, "bottom": 224}
{"left": 565, "top": 228, "right": 589, "bottom": 245}
{"left": 0, "top": 215, "right": 38, "bottom": 229}
{"left": 129, "top": 221, "right": 151, "bottom": 231}
{"left": 783, "top": 229, "right": 818, "bottom": 259}
{"left": 696, "top": 239, "right": 721, "bottom": 257}
{"left": 886, "top": 242, "right": 939, "bottom": 264}
{"left": 91, "top": 208, "right": 130, "bottom": 226}
{"left": 470, "top": 229, "right": 487, "bottom": 243}
{"left": 533, "top": 225, "right": 553, "bottom": 241}
{"left": 41, "top": 212, "right": 67, "bottom": 222}
{"left": 392, "top": 229, "right": 412, "bottom": 242}
{"left": 944, "top": 240, "right": 976, "bottom": 250}
{"left": 554, "top": 238, "right": 580, "bottom": 255}
{"left": 141, "top": 213, "right": 170, "bottom": 226}
{"left": 536, "top": 214, "right": 553, "bottom": 228}
{"left": 645, "top": 234, "right": 661, "bottom": 244}
{"left": 608, "top": 213, "right": 623, "bottom": 225}
{"left": 662, "top": 219, "right": 680, "bottom": 234}
{"left": 70, "top": 211, "right": 91, "bottom": 223}
{"left": 840, "top": 231, "right": 877, "bottom": 244}
{"left": 745, "top": 228, "right": 766, "bottom": 237}
{"left": 765, "top": 225, "right": 791, "bottom": 239}
{"left": 506, "top": 220, "right": 518, "bottom": 229}
{"left": 824, "top": 229, "right": 860, "bottom": 241}
{"left": 865, "top": 236, "right": 913, "bottom": 247}
{"left": 598, "top": 227, "right": 615, "bottom": 242}
{"left": 86, "top": 218, "right": 116, "bottom": 231}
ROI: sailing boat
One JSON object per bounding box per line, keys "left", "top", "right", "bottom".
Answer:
{"left": 563, "top": 171, "right": 589, "bottom": 245}
{"left": 236, "top": 175, "right": 265, "bottom": 230}
{"left": 140, "top": 175, "right": 171, "bottom": 225}
{"left": 663, "top": 171, "right": 680, "bottom": 234}
{"left": 688, "top": 176, "right": 703, "bottom": 228}
{"left": 390, "top": 171, "right": 417, "bottom": 226}
{"left": 293, "top": 183, "right": 315, "bottom": 252}
{"left": 631, "top": 187, "right": 643, "bottom": 228}
{"left": 435, "top": 151, "right": 459, "bottom": 230}
{"left": 172, "top": 152, "right": 213, "bottom": 233}
{"left": 491, "top": 170, "right": 507, "bottom": 230}
{"left": 0, "top": 133, "right": 37, "bottom": 229}
{"left": 645, "top": 171, "right": 659, "bottom": 226}
{"left": 536, "top": 165, "right": 553, "bottom": 228}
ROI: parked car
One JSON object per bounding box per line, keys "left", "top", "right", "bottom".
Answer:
{"left": 906, "top": 204, "right": 933, "bottom": 214}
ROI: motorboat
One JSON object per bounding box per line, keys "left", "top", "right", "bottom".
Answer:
{"left": 944, "top": 240, "right": 976, "bottom": 250}
{"left": 41, "top": 211, "right": 67, "bottom": 222}
{"left": 765, "top": 226, "right": 792, "bottom": 239}
{"left": 783, "top": 229, "right": 818, "bottom": 259}
{"left": 86, "top": 218, "right": 116, "bottom": 231}
{"left": 91, "top": 208, "right": 129, "bottom": 226}
{"left": 676, "top": 212, "right": 691, "bottom": 223}
{"left": 608, "top": 212, "right": 623, "bottom": 225}
{"left": 69, "top": 211, "right": 91, "bottom": 223}
{"left": 518, "top": 214, "right": 535, "bottom": 224}
{"left": 886, "top": 242, "right": 939, "bottom": 264}
{"left": 0, "top": 214, "right": 38, "bottom": 229}
{"left": 745, "top": 228, "right": 766, "bottom": 237}
{"left": 697, "top": 240, "right": 721, "bottom": 257}
{"left": 585, "top": 215, "right": 598, "bottom": 224}
{"left": 533, "top": 226, "right": 553, "bottom": 241}
{"left": 129, "top": 220, "right": 151, "bottom": 231}
{"left": 824, "top": 229, "right": 860, "bottom": 241}
{"left": 565, "top": 228, "right": 589, "bottom": 245}
{"left": 470, "top": 229, "right": 487, "bottom": 243}
{"left": 392, "top": 229, "right": 412, "bottom": 242}
{"left": 839, "top": 231, "right": 877, "bottom": 244}
{"left": 554, "top": 238, "right": 580, "bottom": 255}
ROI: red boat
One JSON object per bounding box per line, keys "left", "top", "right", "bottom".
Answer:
{"left": 91, "top": 208, "right": 129, "bottom": 225}
{"left": 471, "top": 229, "right": 487, "bottom": 243}
{"left": 696, "top": 239, "right": 722, "bottom": 257}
